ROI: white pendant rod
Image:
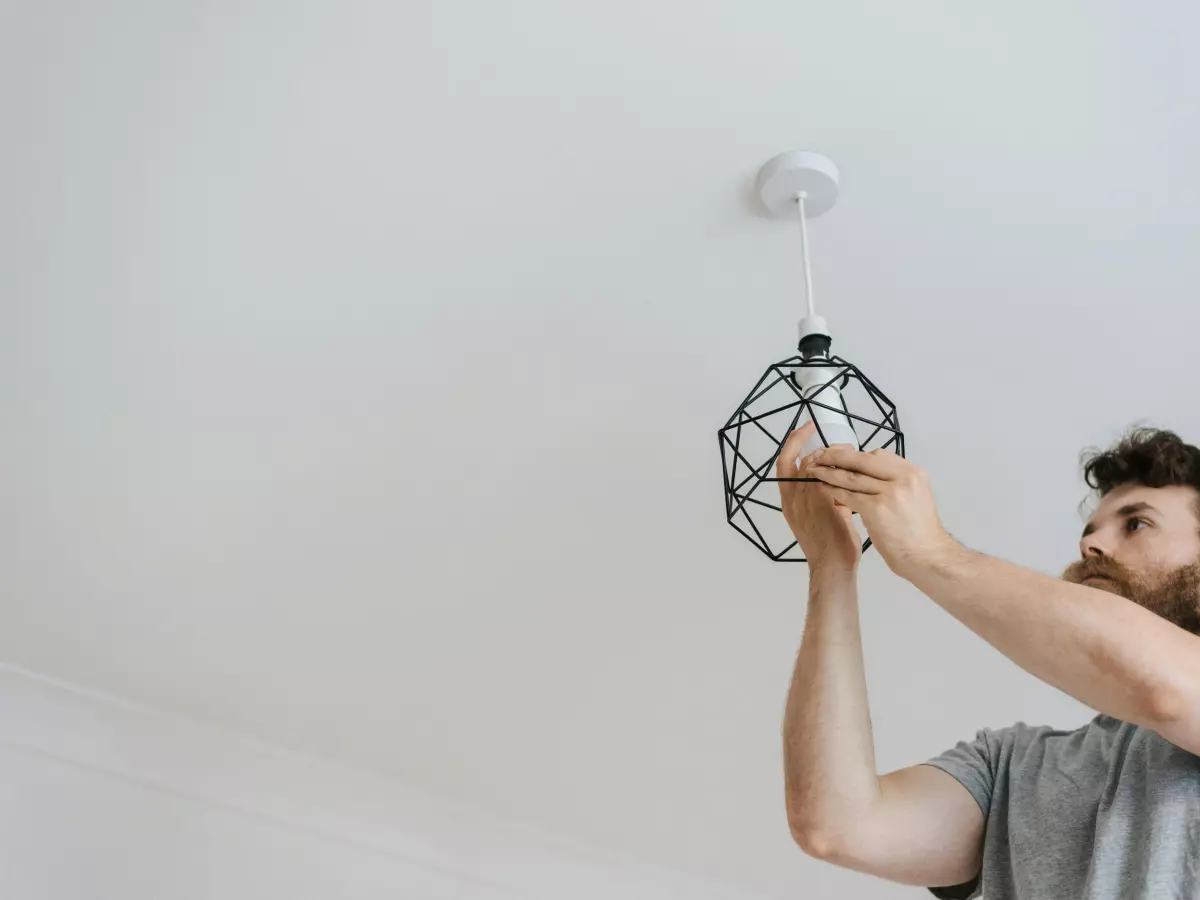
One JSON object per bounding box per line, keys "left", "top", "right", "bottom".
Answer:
{"left": 796, "top": 191, "right": 815, "bottom": 319}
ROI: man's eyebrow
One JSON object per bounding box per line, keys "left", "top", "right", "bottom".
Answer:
{"left": 1117, "top": 501, "right": 1159, "bottom": 518}
{"left": 1081, "top": 502, "right": 1161, "bottom": 538}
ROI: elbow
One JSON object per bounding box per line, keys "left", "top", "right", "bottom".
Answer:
{"left": 1134, "top": 677, "right": 1200, "bottom": 755}
{"left": 786, "top": 789, "right": 872, "bottom": 863}
{"left": 787, "top": 806, "right": 850, "bottom": 862}
{"left": 1146, "top": 682, "right": 1187, "bottom": 726}
{"left": 1143, "top": 669, "right": 1200, "bottom": 735}
{"left": 789, "top": 822, "right": 842, "bottom": 861}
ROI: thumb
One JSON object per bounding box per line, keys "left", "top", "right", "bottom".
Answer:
{"left": 778, "top": 420, "right": 817, "bottom": 476}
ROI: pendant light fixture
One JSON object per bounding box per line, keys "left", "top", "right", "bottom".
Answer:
{"left": 718, "top": 150, "right": 904, "bottom": 563}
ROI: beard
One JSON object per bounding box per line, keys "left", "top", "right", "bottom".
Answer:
{"left": 1062, "top": 555, "right": 1200, "bottom": 635}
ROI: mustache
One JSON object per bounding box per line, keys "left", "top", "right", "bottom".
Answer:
{"left": 1062, "top": 555, "right": 1136, "bottom": 586}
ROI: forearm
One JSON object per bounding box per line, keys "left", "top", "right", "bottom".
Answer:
{"left": 783, "top": 564, "right": 880, "bottom": 845}
{"left": 903, "top": 543, "right": 1200, "bottom": 728}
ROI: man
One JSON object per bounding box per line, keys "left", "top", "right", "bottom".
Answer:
{"left": 780, "top": 422, "right": 1200, "bottom": 899}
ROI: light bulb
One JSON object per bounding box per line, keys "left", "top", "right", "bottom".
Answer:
{"left": 792, "top": 361, "right": 860, "bottom": 462}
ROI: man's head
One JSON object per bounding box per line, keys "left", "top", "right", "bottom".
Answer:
{"left": 1062, "top": 428, "right": 1200, "bottom": 634}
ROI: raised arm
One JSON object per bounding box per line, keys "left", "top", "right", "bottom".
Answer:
{"left": 778, "top": 426, "right": 983, "bottom": 888}
{"left": 804, "top": 443, "right": 1200, "bottom": 756}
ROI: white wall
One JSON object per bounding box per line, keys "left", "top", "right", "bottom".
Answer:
{"left": 0, "top": 664, "right": 765, "bottom": 900}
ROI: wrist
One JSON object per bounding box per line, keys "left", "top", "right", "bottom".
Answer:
{"left": 807, "top": 557, "right": 859, "bottom": 587}
{"left": 896, "top": 532, "right": 967, "bottom": 582}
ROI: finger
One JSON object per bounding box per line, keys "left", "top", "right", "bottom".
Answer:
{"left": 807, "top": 445, "right": 906, "bottom": 480}
{"left": 790, "top": 420, "right": 817, "bottom": 442}
{"left": 821, "top": 484, "right": 869, "bottom": 512}
{"left": 802, "top": 440, "right": 858, "bottom": 473}
{"left": 776, "top": 421, "right": 817, "bottom": 477}
{"left": 808, "top": 463, "right": 884, "bottom": 494}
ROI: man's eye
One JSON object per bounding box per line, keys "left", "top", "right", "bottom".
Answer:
{"left": 1126, "top": 518, "right": 1149, "bottom": 533}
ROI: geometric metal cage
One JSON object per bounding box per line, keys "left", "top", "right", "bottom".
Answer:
{"left": 718, "top": 353, "right": 904, "bottom": 562}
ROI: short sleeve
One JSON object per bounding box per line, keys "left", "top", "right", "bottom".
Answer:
{"left": 928, "top": 880, "right": 979, "bottom": 900}
{"left": 920, "top": 728, "right": 1007, "bottom": 900}
{"left": 921, "top": 728, "right": 1002, "bottom": 821}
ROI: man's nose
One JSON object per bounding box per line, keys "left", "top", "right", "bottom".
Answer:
{"left": 1080, "top": 534, "right": 1109, "bottom": 560}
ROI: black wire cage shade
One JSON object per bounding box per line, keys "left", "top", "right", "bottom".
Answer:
{"left": 719, "top": 149, "right": 905, "bottom": 563}
{"left": 718, "top": 353, "right": 904, "bottom": 562}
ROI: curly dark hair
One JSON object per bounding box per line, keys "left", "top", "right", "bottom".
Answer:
{"left": 1082, "top": 427, "right": 1200, "bottom": 498}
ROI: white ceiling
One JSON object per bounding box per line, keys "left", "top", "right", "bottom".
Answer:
{"left": 5, "top": 2, "right": 1200, "bottom": 896}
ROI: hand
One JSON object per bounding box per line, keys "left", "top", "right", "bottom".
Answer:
{"left": 775, "top": 422, "right": 862, "bottom": 573}
{"left": 802, "top": 444, "right": 955, "bottom": 578}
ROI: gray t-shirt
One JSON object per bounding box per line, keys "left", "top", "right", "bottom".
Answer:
{"left": 923, "top": 716, "right": 1200, "bottom": 899}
